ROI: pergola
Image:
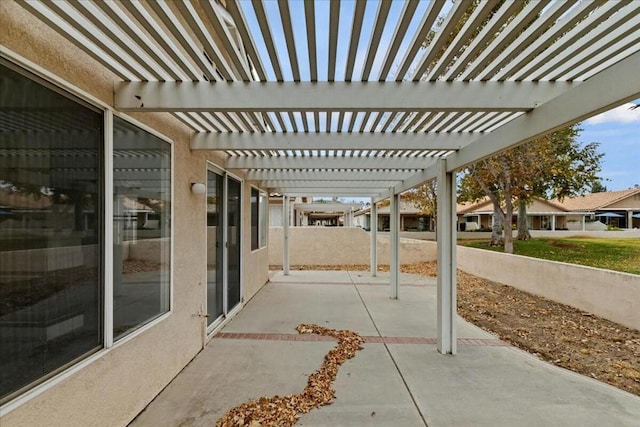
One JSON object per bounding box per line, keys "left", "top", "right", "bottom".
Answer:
{"left": 18, "top": 0, "right": 640, "bottom": 354}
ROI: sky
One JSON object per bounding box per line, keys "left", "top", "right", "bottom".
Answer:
{"left": 579, "top": 101, "right": 640, "bottom": 191}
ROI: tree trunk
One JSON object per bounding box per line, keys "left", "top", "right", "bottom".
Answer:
{"left": 516, "top": 198, "right": 531, "bottom": 240}
{"left": 490, "top": 205, "right": 503, "bottom": 246}
{"left": 503, "top": 199, "right": 514, "bottom": 254}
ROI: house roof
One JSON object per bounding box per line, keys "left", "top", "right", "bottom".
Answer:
{"left": 356, "top": 201, "right": 426, "bottom": 216}
{"left": 457, "top": 199, "right": 492, "bottom": 215}
{"left": 456, "top": 197, "right": 571, "bottom": 215}
{"left": 554, "top": 188, "right": 640, "bottom": 211}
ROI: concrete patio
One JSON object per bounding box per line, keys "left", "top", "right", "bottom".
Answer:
{"left": 131, "top": 271, "right": 640, "bottom": 427}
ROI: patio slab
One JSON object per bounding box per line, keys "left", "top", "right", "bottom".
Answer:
{"left": 390, "top": 343, "right": 640, "bottom": 427}
{"left": 223, "top": 282, "right": 379, "bottom": 336}
{"left": 131, "top": 270, "right": 640, "bottom": 426}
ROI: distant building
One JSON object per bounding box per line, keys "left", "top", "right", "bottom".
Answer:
{"left": 268, "top": 195, "right": 362, "bottom": 227}
{"left": 354, "top": 202, "right": 434, "bottom": 231}
{"left": 457, "top": 188, "right": 640, "bottom": 231}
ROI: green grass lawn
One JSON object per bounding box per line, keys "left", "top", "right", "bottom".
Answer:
{"left": 459, "top": 238, "right": 640, "bottom": 275}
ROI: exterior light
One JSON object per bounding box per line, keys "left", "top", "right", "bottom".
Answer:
{"left": 191, "top": 182, "right": 206, "bottom": 195}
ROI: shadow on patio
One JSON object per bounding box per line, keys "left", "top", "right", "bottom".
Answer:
{"left": 131, "top": 271, "right": 640, "bottom": 427}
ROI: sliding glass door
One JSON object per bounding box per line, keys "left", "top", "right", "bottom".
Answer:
{"left": 206, "top": 168, "right": 242, "bottom": 328}
{"left": 226, "top": 176, "right": 241, "bottom": 312}
{"left": 206, "top": 169, "right": 224, "bottom": 325}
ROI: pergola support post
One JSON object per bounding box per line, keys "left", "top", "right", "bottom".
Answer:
{"left": 283, "top": 195, "right": 290, "bottom": 275}
{"left": 390, "top": 189, "right": 400, "bottom": 299}
{"left": 436, "top": 160, "right": 457, "bottom": 355}
{"left": 370, "top": 199, "right": 378, "bottom": 277}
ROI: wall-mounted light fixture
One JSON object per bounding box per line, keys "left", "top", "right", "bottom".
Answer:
{"left": 191, "top": 182, "right": 206, "bottom": 195}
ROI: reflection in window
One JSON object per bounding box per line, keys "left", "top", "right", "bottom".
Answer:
{"left": 0, "top": 62, "right": 103, "bottom": 402}
{"left": 113, "top": 117, "right": 171, "bottom": 339}
{"left": 251, "top": 187, "right": 267, "bottom": 251}
{"left": 251, "top": 188, "right": 259, "bottom": 250}
{"left": 259, "top": 191, "right": 267, "bottom": 248}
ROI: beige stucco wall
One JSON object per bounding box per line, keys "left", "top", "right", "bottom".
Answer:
{"left": 458, "top": 246, "right": 640, "bottom": 330}
{"left": 268, "top": 227, "right": 437, "bottom": 265}
{"left": 0, "top": 2, "right": 268, "bottom": 425}
{"left": 608, "top": 195, "right": 640, "bottom": 209}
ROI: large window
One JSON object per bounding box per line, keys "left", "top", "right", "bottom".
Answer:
{"left": 0, "top": 62, "right": 103, "bottom": 402}
{"left": 0, "top": 59, "right": 173, "bottom": 404}
{"left": 251, "top": 187, "right": 267, "bottom": 250}
{"left": 113, "top": 117, "right": 171, "bottom": 339}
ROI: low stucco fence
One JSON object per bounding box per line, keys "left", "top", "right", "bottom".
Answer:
{"left": 268, "top": 227, "right": 639, "bottom": 330}
{"left": 457, "top": 246, "right": 640, "bottom": 330}
{"left": 268, "top": 226, "right": 436, "bottom": 266}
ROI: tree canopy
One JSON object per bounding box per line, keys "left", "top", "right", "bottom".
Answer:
{"left": 458, "top": 125, "right": 603, "bottom": 253}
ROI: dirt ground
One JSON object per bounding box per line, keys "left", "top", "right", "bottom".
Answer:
{"left": 272, "top": 263, "right": 640, "bottom": 396}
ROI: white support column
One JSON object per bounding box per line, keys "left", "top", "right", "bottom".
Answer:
{"left": 390, "top": 190, "right": 400, "bottom": 299}
{"left": 370, "top": 200, "right": 378, "bottom": 277}
{"left": 582, "top": 215, "right": 586, "bottom": 231}
{"left": 628, "top": 211, "right": 633, "bottom": 230}
{"left": 551, "top": 215, "right": 556, "bottom": 231}
{"left": 436, "top": 160, "right": 457, "bottom": 355}
{"left": 283, "top": 195, "right": 290, "bottom": 275}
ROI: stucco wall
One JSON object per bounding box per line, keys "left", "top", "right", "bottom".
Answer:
{"left": 457, "top": 246, "right": 640, "bottom": 330}
{"left": 609, "top": 195, "right": 640, "bottom": 209}
{"left": 0, "top": 2, "right": 269, "bottom": 425}
{"left": 268, "top": 227, "right": 437, "bottom": 265}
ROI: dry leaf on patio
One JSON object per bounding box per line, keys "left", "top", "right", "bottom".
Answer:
{"left": 216, "top": 324, "right": 365, "bottom": 427}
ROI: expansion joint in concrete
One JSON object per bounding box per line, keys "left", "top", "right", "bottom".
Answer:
{"left": 348, "top": 271, "right": 430, "bottom": 427}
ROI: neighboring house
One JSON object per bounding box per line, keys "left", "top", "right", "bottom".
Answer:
{"left": 268, "top": 196, "right": 361, "bottom": 227}
{"left": 354, "top": 202, "right": 434, "bottom": 231}
{"left": 553, "top": 188, "right": 640, "bottom": 229}
{"left": 268, "top": 195, "right": 311, "bottom": 226}
{"left": 456, "top": 197, "right": 583, "bottom": 231}
{"left": 457, "top": 189, "right": 640, "bottom": 231}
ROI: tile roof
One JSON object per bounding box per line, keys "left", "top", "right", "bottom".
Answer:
{"left": 553, "top": 188, "right": 640, "bottom": 211}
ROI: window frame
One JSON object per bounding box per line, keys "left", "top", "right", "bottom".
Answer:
{"left": 250, "top": 186, "right": 268, "bottom": 251}
{"left": 109, "top": 113, "right": 174, "bottom": 343}
{"left": 0, "top": 58, "right": 105, "bottom": 406}
{"left": 0, "top": 50, "right": 174, "bottom": 413}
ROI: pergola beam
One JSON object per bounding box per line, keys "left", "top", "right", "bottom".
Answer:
{"left": 245, "top": 170, "right": 416, "bottom": 181}
{"left": 114, "top": 81, "right": 574, "bottom": 112}
{"left": 271, "top": 186, "right": 389, "bottom": 194}
{"left": 449, "top": 51, "right": 640, "bottom": 172}
{"left": 260, "top": 180, "right": 399, "bottom": 189}
{"left": 227, "top": 156, "right": 436, "bottom": 170}
{"left": 191, "top": 131, "right": 479, "bottom": 151}
{"left": 276, "top": 190, "right": 385, "bottom": 197}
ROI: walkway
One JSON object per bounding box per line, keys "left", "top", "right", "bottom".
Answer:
{"left": 131, "top": 271, "right": 640, "bottom": 426}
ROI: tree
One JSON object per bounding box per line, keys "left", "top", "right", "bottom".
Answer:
{"left": 459, "top": 126, "right": 604, "bottom": 253}
{"left": 403, "top": 181, "right": 438, "bottom": 231}
{"left": 590, "top": 180, "right": 608, "bottom": 193}
{"left": 460, "top": 154, "right": 517, "bottom": 252}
